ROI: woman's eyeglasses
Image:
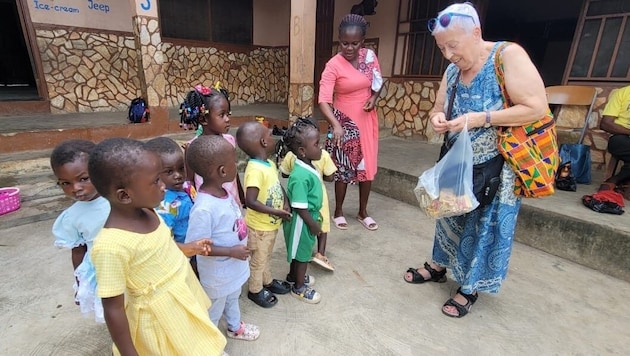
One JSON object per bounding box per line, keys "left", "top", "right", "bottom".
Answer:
{"left": 427, "top": 12, "right": 476, "bottom": 33}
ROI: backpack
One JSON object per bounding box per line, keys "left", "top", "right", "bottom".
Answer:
{"left": 128, "top": 97, "right": 150, "bottom": 123}
{"left": 179, "top": 90, "right": 206, "bottom": 131}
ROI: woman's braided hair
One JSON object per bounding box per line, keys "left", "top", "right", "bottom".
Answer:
{"left": 339, "top": 13, "right": 368, "bottom": 36}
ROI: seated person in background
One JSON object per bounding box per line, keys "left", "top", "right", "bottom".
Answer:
{"left": 599, "top": 85, "right": 630, "bottom": 191}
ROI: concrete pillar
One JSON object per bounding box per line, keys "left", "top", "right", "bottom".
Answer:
{"left": 289, "top": 0, "right": 317, "bottom": 119}
{"left": 129, "top": 0, "right": 168, "bottom": 126}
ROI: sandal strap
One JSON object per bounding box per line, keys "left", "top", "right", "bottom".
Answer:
{"left": 456, "top": 287, "right": 478, "bottom": 305}
{"left": 443, "top": 298, "right": 471, "bottom": 317}
{"left": 424, "top": 262, "right": 446, "bottom": 281}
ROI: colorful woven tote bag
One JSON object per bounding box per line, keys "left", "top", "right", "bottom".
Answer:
{"left": 494, "top": 42, "right": 559, "bottom": 198}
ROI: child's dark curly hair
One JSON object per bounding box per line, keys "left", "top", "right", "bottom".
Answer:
{"left": 144, "top": 136, "right": 182, "bottom": 155}
{"left": 279, "top": 117, "right": 319, "bottom": 158}
{"left": 50, "top": 139, "right": 96, "bottom": 171}
{"left": 88, "top": 138, "right": 146, "bottom": 198}
{"left": 186, "top": 135, "right": 233, "bottom": 181}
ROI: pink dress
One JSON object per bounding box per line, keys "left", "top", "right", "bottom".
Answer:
{"left": 319, "top": 48, "right": 382, "bottom": 182}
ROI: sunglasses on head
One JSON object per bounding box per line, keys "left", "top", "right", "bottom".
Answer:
{"left": 427, "top": 12, "right": 476, "bottom": 33}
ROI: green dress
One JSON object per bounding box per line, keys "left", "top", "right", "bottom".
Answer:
{"left": 283, "top": 160, "right": 323, "bottom": 263}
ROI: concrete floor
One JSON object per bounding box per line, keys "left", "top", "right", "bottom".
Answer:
{"left": 1, "top": 184, "right": 629, "bottom": 355}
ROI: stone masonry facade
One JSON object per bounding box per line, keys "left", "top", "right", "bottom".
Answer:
{"left": 162, "top": 44, "right": 289, "bottom": 108}
{"left": 36, "top": 28, "right": 142, "bottom": 113}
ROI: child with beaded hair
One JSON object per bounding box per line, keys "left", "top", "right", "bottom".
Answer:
{"left": 88, "top": 138, "right": 226, "bottom": 355}
{"left": 280, "top": 117, "right": 337, "bottom": 271}
{"left": 282, "top": 118, "right": 325, "bottom": 304}
{"left": 184, "top": 86, "right": 245, "bottom": 206}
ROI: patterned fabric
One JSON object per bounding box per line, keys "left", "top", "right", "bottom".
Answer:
{"left": 325, "top": 108, "right": 367, "bottom": 183}
{"left": 91, "top": 216, "right": 226, "bottom": 355}
{"left": 357, "top": 48, "right": 383, "bottom": 92}
{"left": 432, "top": 42, "right": 522, "bottom": 295}
{"left": 155, "top": 189, "right": 194, "bottom": 243}
{"left": 494, "top": 42, "right": 559, "bottom": 198}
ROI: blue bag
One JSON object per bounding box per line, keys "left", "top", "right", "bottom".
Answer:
{"left": 559, "top": 143, "right": 591, "bottom": 184}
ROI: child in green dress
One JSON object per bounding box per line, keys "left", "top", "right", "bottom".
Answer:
{"left": 282, "top": 118, "right": 324, "bottom": 304}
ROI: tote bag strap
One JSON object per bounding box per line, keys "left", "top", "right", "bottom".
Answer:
{"left": 441, "top": 70, "right": 461, "bottom": 149}
{"left": 493, "top": 42, "right": 554, "bottom": 131}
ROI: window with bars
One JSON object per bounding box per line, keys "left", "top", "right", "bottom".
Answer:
{"left": 568, "top": 0, "right": 630, "bottom": 81}
{"left": 392, "top": 0, "right": 452, "bottom": 78}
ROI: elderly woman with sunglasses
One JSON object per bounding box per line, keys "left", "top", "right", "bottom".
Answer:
{"left": 403, "top": 2, "right": 548, "bottom": 318}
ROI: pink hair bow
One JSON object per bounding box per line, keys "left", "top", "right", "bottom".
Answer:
{"left": 194, "top": 84, "right": 211, "bottom": 95}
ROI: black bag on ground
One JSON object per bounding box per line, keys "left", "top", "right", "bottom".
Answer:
{"left": 555, "top": 162, "right": 577, "bottom": 192}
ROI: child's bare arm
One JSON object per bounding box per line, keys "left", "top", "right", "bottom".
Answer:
{"left": 102, "top": 295, "right": 138, "bottom": 356}
{"left": 294, "top": 208, "right": 322, "bottom": 236}
{"left": 209, "top": 245, "right": 250, "bottom": 260}
{"left": 323, "top": 174, "right": 334, "bottom": 182}
{"left": 176, "top": 239, "right": 212, "bottom": 257}
{"left": 245, "top": 187, "right": 291, "bottom": 220}
{"left": 71, "top": 245, "right": 87, "bottom": 270}
{"left": 236, "top": 175, "right": 246, "bottom": 207}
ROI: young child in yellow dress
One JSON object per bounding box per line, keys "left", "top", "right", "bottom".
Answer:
{"left": 280, "top": 119, "right": 337, "bottom": 271}
{"left": 88, "top": 137, "right": 226, "bottom": 355}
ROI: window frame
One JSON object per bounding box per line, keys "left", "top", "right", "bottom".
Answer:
{"left": 158, "top": 0, "right": 253, "bottom": 47}
{"left": 565, "top": 0, "right": 630, "bottom": 83}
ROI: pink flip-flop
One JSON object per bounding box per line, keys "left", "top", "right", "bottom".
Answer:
{"left": 357, "top": 216, "right": 378, "bottom": 231}
{"left": 333, "top": 216, "right": 348, "bottom": 230}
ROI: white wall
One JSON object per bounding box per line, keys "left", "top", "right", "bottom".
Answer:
{"left": 28, "top": 0, "right": 134, "bottom": 32}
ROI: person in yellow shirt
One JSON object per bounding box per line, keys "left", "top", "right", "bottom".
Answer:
{"left": 236, "top": 122, "right": 293, "bottom": 308}
{"left": 599, "top": 85, "right": 630, "bottom": 189}
{"left": 280, "top": 121, "right": 338, "bottom": 272}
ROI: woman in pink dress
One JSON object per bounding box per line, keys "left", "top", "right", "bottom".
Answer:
{"left": 319, "top": 14, "right": 383, "bottom": 231}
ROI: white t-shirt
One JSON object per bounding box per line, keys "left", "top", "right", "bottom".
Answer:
{"left": 185, "top": 191, "right": 249, "bottom": 299}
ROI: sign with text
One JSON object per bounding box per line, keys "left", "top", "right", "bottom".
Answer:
{"left": 30, "top": 0, "right": 133, "bottom": 32}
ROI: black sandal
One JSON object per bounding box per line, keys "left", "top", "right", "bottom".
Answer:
{"left": 247, "top": 288, "right": 278, "bottom": 308}
{"left": 404, "top": 262, "right": 447, "bottom": 284}
{"left": 264, "top": 279, "right": 291, "bottom": 295}
{"left": 442, "top": 287, "right": 478, "bottom": 318}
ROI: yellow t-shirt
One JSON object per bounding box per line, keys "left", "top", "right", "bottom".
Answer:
{"left": 603, "top": 85, "right": 630, "bottom": 129}
{"left": 280, "top": 150, "right": 337, "bottom": 178}
{"left": 243, "top": 159, "right": 285, "bottom": 231}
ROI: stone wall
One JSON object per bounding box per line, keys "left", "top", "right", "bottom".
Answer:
{"left": 36, "top": 28, "right": 142, "bottom": 113}
{"left": 162, "top": 44, "right": 289, "bottom": 108}
{"left": 376, "top": 79, "right": 438, "bottom": 141}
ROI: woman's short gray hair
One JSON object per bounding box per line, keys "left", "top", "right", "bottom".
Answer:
{"left": 431, "top": 2, "right": 480, "bottom": 35}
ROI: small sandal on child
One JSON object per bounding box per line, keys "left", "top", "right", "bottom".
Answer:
{"left": 247, "top": 288, "right": 278, "bottom": 308}
{"left": 227, "top": 321, "right": 260, "bottom": 341}
{"left": 404, "top": 262, "right": 447, "bottom": 284}
{"left": 441, "top": 287, "right": 478, "bottom": 318}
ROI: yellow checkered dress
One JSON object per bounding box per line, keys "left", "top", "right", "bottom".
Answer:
{"left": 91, "top": 218, "right": 226, "bottom": 355}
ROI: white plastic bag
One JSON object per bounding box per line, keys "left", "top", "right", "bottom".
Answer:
{"left": 414, "top": 121, "right": 479, "bottom": 218}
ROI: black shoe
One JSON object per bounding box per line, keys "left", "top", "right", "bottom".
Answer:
{"left": 264, "top": 279, "right": 291, "bottom": 295}
{"left": 247, "top": 288, "right": 278, "bottom": 308}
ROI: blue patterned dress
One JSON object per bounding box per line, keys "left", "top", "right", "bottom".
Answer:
{"left": 432, "top": 42, "right": 521, "bottom": 294}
